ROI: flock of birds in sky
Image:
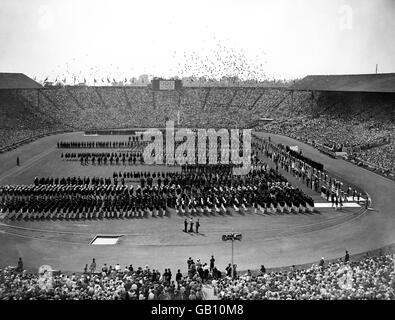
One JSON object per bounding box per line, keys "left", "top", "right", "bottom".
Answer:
{"left": 36, "top": 41, "right": 292, "bottom": 86}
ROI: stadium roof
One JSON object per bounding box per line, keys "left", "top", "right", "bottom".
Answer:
{"left": 0, "top": 73, "right": 42, "bottom": 89}
{"left": 290, "top": 73, "right": 395, "bottom": 93}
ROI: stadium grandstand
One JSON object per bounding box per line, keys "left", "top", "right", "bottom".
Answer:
{"left": 290, "top": 73, "right": 395, "bottom": 93}
{"left": 281, "top": 73, "right": 395, "bottom": 178}
{"left": 0, "top": 73, "right": 42, "bottom": 90}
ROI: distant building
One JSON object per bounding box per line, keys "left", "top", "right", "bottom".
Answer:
{"left": 139, "top": 74, "right": 149, "bottom": 84}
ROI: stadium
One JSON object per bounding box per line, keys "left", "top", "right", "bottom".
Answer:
{"left": 0, "top": 0, "right": 394, "bottom": 301}
{"left": 0, "top": 71, "right": 394, "bottom": 300}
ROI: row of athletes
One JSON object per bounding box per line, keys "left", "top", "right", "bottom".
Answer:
{"left": 57, "top": 137, "right": 146, "bottom": 149}
{"left": 32, "top": 166, "right": 287, "bottom": 191}
{"left": 0, "top": 181, "right": 312, "bottom": 220}
{"left": 180, "top": 163, "right": 241, "bottom": 174}
{"left": 6, "top": 173, "right": 305, "bottom": 201}
{"left": 61, "top": 151, "right": 145, "bottom": 165}
{"left": 30, "top": 166, "right": 286, "bottom": 189}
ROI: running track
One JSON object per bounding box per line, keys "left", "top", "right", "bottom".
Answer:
{"left": 0, "top": 131, "right": 393, "bottom": 273}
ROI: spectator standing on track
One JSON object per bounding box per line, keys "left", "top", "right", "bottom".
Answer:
{"left": 187, "top": 257, "right": 193, "bottom": 269}
{"left": 345, "top": 250, "right": 350, "bottom": 263}
{"left": 260, "top": 264, "right": 266, "bottom": 274}
{"left": 210, "top": 255, "right": 215, "bottom": 272}
{"left": 90, "top": 258, "right": 96, "bottom": 274}
{"left": 17, "top": 257, "right": 23, "bottom": 272}
{"left": 102, "top": 263, "right": 108, "bottom": 275}
{"left": 319, "top": 257, "right": 325, "bottom": 267}
{"left": 184, "top": 218, "right": 188, "bottom": 232}
{"left": 226, "top": 263, "right": 232, "bottom": 277}
{"left": 176, "top": 269, "right": 182, "bottom": 283}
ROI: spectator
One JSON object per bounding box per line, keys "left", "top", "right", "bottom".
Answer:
{"left": 210, "top": 255, "right": 215, "bottom": 272}
{"left": 260, "top": 265, "right": 266, "bottom": 274}
{"left": 90, "top": 258, "right": 96, "bottom": 274}
{"left": 16, "top": 258, "right": 23, "bottom": 273}
{"left": 345, "top": 251, "right": 350, "bottom": 263}
{"left": 176, "top": 269, "right": 182, "bottom": 283}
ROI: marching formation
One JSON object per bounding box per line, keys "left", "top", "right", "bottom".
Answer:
{"left": 0, "top": 166, "right": 314, "bottom": 221}
{"left": 57, "top": 136, "right": 146, "bottom": 149}
{"left": 62, "top": 151, "right": 145, "bottom": 166}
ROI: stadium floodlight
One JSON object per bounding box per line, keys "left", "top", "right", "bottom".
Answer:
{"left": 221, "top": 232, "right": 242, "bottom": 278}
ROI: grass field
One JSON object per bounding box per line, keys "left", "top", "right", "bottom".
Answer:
{"left": 0, "top": 130, "right": 394, "bottom": 274}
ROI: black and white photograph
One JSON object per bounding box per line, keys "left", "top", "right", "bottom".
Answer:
{"left": 0, "top": 0, "right": 394, "bottom": 308}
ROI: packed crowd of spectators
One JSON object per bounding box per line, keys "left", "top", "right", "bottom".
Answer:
{"left": 263, "top": 118, "right": 394, "bottom": 150}
{"left": 213, "top": 253, "right": 394, "bottom": 300}
{"left": 1, "top": 87, "right": 393, "bottom": 176}
{"left": 0, "top": 90, "right": 63, "bottom": 150}
{"left": 351, "top": 142, "right": 395, "bottom": 175}
{"left": 0, "top": 258, "right": 206, "bottom": 300}
{"left": 1, "top": 252, "right": 393, "bottom": 300}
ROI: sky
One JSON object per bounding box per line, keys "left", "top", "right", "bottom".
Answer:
{"left": 0, "top": 0, "right": 394, "bottom": 81}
